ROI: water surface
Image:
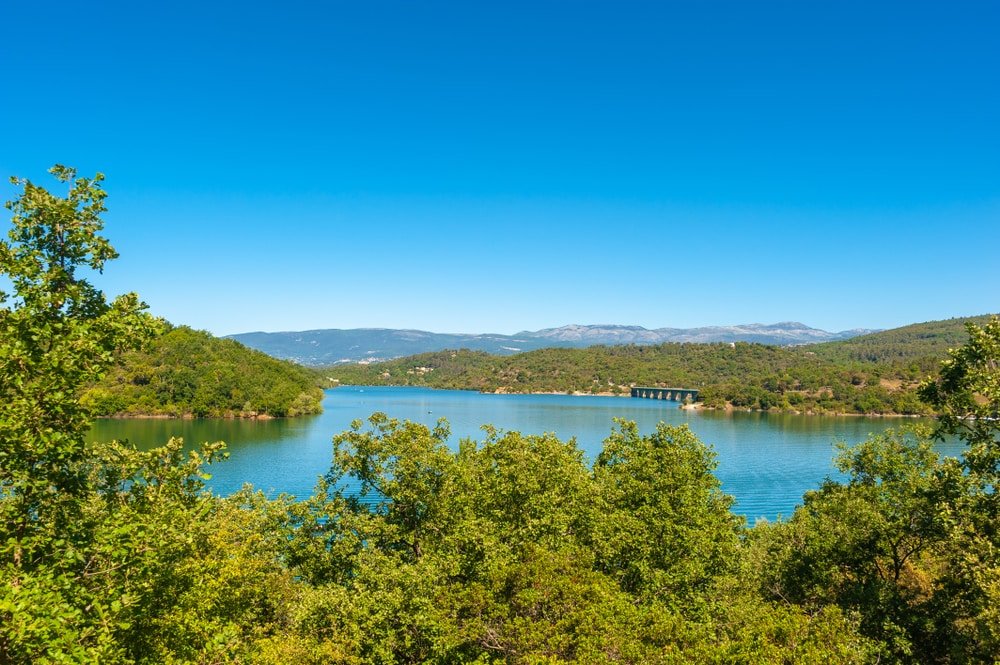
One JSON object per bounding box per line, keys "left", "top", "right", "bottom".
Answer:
{"left": 89, "top": 386, "right": 964, "bottom": 521}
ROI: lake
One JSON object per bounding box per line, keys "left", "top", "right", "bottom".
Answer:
{"left": 88, "top": 386, "right": 965, "bottom": 521}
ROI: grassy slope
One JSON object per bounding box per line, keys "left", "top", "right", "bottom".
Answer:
{"left": 84, "top": 326, "right": 326, "bottom": 418}
{"left": 327, "top": 315, "right": 996, "bottom": 415}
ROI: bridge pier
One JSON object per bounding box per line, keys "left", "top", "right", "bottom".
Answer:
{"left": 630, "top": 386, "right": 699, "bottom": 403}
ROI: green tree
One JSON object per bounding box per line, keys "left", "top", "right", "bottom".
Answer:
{"left": 754, "top": 428, "right": 966, "bottom": 662}
{"left": 0, "top": 165, "right": 156, "bottom": 551}
{"left": 919, "top": 316, "right": 1000, "bottom": 484}
{"left": 750, "top": 318, "right": 1000, "bottom": 663}
{"left": 918, "top": 316, "right": 1000, "bottom": 659}
{"left": 0, "top": 166, "right": 158, "bottom": 662}
{"left": 591, "top": 420, "right": 743, "bottom": 604}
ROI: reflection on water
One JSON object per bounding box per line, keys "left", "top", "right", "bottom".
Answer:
{"left": 89, "top": 386, "right": 964, "bottom": 521}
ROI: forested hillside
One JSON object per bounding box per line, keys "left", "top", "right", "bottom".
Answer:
{"left": 327, "top": 317, "right": 992, "bottom": 415}
{"left": 83, "top": 325, "right": 325, "bottom": 418}
{"left": 811, "top": 315, "right": 995, "bottom": 371}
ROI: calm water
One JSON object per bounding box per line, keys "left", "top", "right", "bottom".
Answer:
{"left": 88, "top": 386, "right": 965, "bottom": 521}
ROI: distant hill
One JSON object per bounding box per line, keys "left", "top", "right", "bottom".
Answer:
{"left": 228, "top": 322, "right": 875, "bottom": 366}
{"left": 83, "top": 326, "right": 325, "bottom": 418}
{"left": 812, "top": 315, "right": 996, "bottom": 367}
{"left": 324, "top": 315, "right": 996, "bottom": 416}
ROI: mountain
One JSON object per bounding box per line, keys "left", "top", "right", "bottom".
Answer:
{"left": 227, "top": 322, "right": 876, "bottom": 366}
{"left": 524, "top": 322, "right": 874, "bottom": 345}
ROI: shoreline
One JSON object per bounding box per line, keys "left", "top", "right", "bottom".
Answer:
{"left": 95, "top": 413, "right": 287, "bottom": 421}
{"left": 513, "top": 391, "right": 928, "bottom": 418}
{"left": 334, "top": 384, "right": 933, "bottom": 419}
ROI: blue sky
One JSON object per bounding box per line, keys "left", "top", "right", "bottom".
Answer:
{"left": 3, "top": 1, "right": 997, "bottom": 335}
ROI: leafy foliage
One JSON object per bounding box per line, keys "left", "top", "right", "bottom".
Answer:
{"left": 753, "top": 429, "right": 966, "bottom": 660}
{"left": 271, "top": 415, "right": 875, "bottom": 663}
{"left": 0, "top": 166, "right": 157, "bottom": 661}
{"left": 919, "top": 316, "right": 1000, "bottom": 479}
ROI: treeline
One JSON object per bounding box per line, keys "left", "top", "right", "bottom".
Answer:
{"left": 327, "top": 317, "right": 991, "bottom": 415}
{"left": 82, "top": 325, "right": 325, "bottom": 418}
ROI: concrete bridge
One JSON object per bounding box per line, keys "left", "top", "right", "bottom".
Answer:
{"left": 630, "top": 386, "right": 699, "bottom": 403}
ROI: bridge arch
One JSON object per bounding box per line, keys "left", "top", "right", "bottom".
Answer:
{"left": 630, "top": 386, "right": 699, "bottom": 404}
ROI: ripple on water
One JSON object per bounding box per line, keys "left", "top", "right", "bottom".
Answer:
{"left": 88, "top": 386, "right": 965, "bottom": 521}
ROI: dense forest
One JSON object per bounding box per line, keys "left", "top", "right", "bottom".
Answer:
{"left": 4, "top": 169, "right": 1000, "bottom": 663}
{"left": 327, "top": 317, "right": 994, "bottom": 416}
{"left": 82, "top": 325, "right": 325, "bottom": 418}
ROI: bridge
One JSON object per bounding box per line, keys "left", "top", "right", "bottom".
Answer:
{"left": 630, "top": 386, "right": 699, "bottom": 403}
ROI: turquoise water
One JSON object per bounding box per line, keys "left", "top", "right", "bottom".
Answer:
{"left": 88, "top": 386, "right": 964, "bottom": 521}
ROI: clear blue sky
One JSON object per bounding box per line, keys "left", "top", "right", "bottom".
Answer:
{"left": 3, "top": 1, "right": 997, "bottom": 335}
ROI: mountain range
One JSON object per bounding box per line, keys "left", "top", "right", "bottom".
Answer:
{"left": 227, "top": 322, "right": 876, "bottom": 366}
